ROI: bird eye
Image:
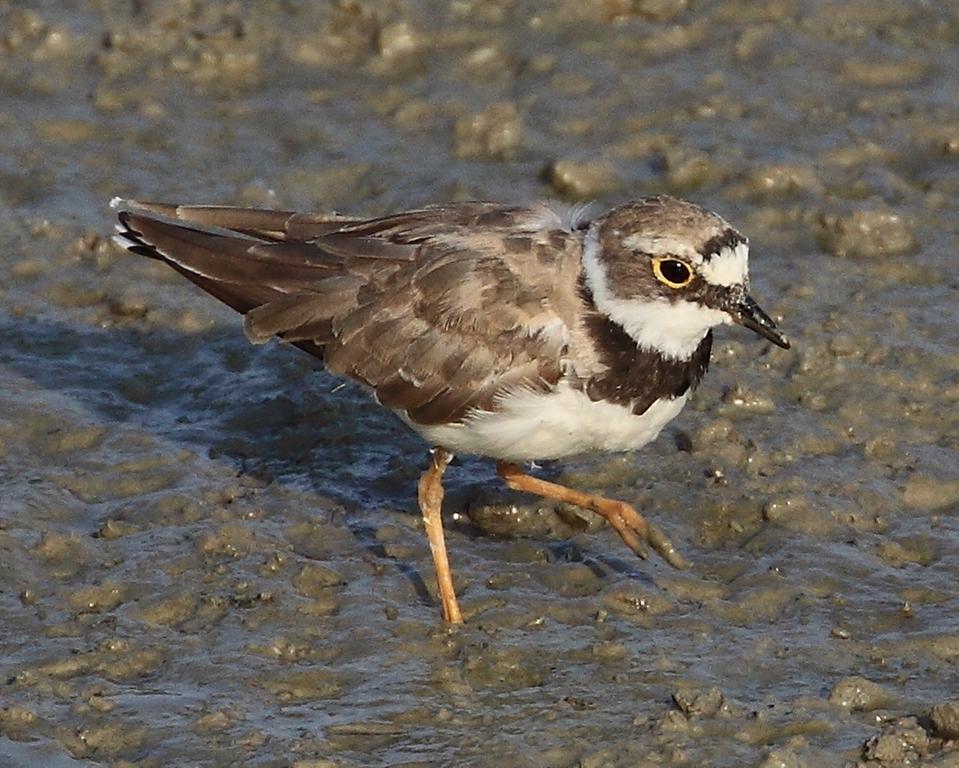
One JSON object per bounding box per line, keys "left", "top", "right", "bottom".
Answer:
{"left": 653, "top": 258, "right": 693, "bottom": 288}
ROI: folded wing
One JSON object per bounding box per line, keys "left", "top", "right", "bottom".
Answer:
{"left": 113, "top": 200, "right": 571, "bottom": 425}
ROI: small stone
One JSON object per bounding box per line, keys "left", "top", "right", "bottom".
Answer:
{"left": 863, "top": 436, "right": 896, "bottom": 460}
{"left": 672, "top": 686, "right": 724, "bottom": 718}
{"left": 277, "top": 164, "right": 371, "bottom": 208}
{"left": 844, "top": 59, "right": 927, "bottom": 87}
{"left": 816, "top": 208, "right": 916, "bottom": 258}
{"left": 875, "top": 537, "right": 936, "bottom": 568}
{"left": 453, "top": 102, "right": 523, "bottom": 160}
{"left": 198, "top": 523, "right": 256, "bottom": 558}
{"left": 63, "top": 723, "right": 146, "bottom": 759}
{"left": 464, "top": 490, "right": 600, "bottom": 539}
{"left": 460, "top": 44, "right": 514, "bottom": 80}
{"left": 42, "top": 426, "right": 107, "bottom": 453}
{"left": 633, "top": 0, "right": 689, "bottom": 21}
{"left": 374, "top": 21, "right": 419, "bottom": 61}
{"left": 195, "top": 709, "right": 234, "bottom": 732}
{"left": 902, "top": 475, "right": 959, "bottom": 510}
{"left": 11, "top": 258, "right": 46, "bottom": 278}
{"left": 257, "top": 669, "right": 342, "bottom": 703}
{"left": 861, "top": 717, "right": 929, "bottom": 764}
{"left": 720, "top": 385, "right": 776, "bottom": 415}
{"left": 544, "top": 159, "right": 620, "bottom": 200}
{"left": 292, "top": 564, "right": 344, "bottom": 598}
{"left": 136, "top": 593, "right": 199, "bottom": 627}
{"left": 108, "top": 292, "right": 149, "bottom": 318}
{"left": 462, "top": 644, "right": 547, "bottom": 690}
{"left": 68, "top": 583, "right": 126, "bottom": 613}
{"left": 762, "top": 495, "right": 808, "bottom": 522}
{"left": 550, "top": 72, "right": 594, "bottom": 97}
{"left": 36, "top": 118, "right": 96, "bottom": 143}
{"left": 758, "top": 746, "right": 804, "bottom": 768}
{"left": 663, "top": 147, "right": 718, "bottom": 191}
{"left": 602, "top": 585, "right": 674, "bottom": 617}
{"left": 930, "top": 701, "right": 959, "bottom": 740}
{"left": 0, "top": 705, "right": 38, "bottom": 729}
{"left": 637, "top": 23, "right": 705, "bottom": 57}
{"left": 828, "top": 675, "right": 891, "bottom": 711}
{"left": 744, "top": 163, "right": 820, "bottom": 197}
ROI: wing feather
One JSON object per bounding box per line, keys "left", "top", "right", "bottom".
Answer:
{"left": 113, "top": 199, "right": 577, "bottom": 429}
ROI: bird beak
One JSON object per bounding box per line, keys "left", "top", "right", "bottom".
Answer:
{"left": 728, "top": 291, "right": 790, "bottom": 349}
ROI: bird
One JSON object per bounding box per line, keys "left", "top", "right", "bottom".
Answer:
{"left": 111, "top": 194, "right": 789, "bottom": 624}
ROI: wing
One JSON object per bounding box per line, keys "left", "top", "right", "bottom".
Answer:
{"left": 113, "top": 199, "right": 577, "bottom": 425}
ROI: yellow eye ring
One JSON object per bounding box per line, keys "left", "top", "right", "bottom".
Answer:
{"left": 652, "top": 257, "right": 694, "bottom": 288}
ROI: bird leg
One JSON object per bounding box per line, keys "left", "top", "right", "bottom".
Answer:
{"left": 495, "top": 461, "right": 689, "bottom": 570}
{"left": 417, "top": 448, "right": 463, "bottom": 624}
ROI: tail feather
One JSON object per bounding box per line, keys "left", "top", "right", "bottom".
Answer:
{"left": 111, "top": 197, "right": 356, "bottom": 241}
{"left": 120, "top": 211, "right": 344, "bottom": 287}
{"left": 111, "top": 199, "right": 365, "bottom": 358}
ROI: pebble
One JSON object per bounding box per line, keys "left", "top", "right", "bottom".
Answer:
{"left": 828, "top": 676, "right": 892, "bottom": 711}
{"left": 860, "top": 717, "right": 930, "bottom": 766}
{"left": 256, "top": 669, "right": 342, "bottom": 703}
{"left": 198, "top": 523, "right": 257, "bottom": 558}
{"left": 816, "top": 208, "right": 916, "bottom": 258}
{"left": 292, "top": 564, "right": 344, "bottom": 598}
{"left": 602, "top": 585, "right": 674, "bottom": 618}
{"left": 453, "top": 102, "right": 524, "bottom": 160}
{"left": 62, "top": 723, "right": 146, "bottom": 760}
{"left": 68, "top": 583, "right": 126, "bottom": 614}
{"left": 673, "top": 686, "right": 725, "bottom": 718}
{"left": 135, "top": 593, "right": 200, "bottom": 628}
{"left": 720, "top": 384, "right": 777, "bottom": 415}
{"left": 901, "top": 476, "right": 959, "bottom": 511}
{"left": 374, "top": 21, "right": 420, "bottom": 62}
{"left": 743, "top": 163, "right": 822, "bottom": 197}
{"left": 930, "top": 701, "right": 959, "bottom": 740}
{"left": 844, "top": 59, "right": 927, "bottom": 87}
{"left": 544, "top": 159, "right": 620, "bottom": 199}
{"left": 758, "top": 746, "right": 807, "bottom": 768}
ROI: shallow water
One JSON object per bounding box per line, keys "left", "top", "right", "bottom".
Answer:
{"left": 1, "top": 1, "right": 958, "bottom": 766}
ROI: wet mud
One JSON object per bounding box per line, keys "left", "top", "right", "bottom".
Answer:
{"left": 1, "top": 1, "right": 958, "bottom": 766}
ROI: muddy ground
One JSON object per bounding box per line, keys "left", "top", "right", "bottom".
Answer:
{"left": 1, "top": 1, "right": 958, "bottom": 766}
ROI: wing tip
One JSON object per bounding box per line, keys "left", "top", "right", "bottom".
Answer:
{"left": 111, "top": 207, "right": 161, "bottom": 259}
{"left": 110, "top": 196, "right": 146, "bottom": 212}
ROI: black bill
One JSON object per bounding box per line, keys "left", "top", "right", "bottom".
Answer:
{"left": 731, "top": 293, "right": 790, "bottom": 349}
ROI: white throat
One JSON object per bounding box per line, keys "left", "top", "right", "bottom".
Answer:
{"left": 582, "top": 224, "right": 731, "bottom": 361}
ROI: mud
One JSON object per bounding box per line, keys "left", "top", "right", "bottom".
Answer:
{"left": 1, "top": 1, "right": 958, "bottom": 766}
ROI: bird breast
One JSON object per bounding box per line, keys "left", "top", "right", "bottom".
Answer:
{"left": 406, "top": 382, "right": 689, "bottom": 462}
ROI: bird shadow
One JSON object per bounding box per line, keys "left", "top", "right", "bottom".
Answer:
{"left": 0, "top": 311, "right": 657, "bottom": 610}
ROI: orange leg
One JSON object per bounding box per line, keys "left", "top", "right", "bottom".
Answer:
{"left": 496, "top": 461, "right": 689, "bottom": 570}
{"left": 417, "top": 449, "right": 463, "bottom": 624}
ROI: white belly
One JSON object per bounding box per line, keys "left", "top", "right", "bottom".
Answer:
{"left": 408, "top": 382, "right": 688, "bottom": 461}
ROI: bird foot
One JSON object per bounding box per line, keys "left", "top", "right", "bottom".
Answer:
{"left": 496, "top": 461, "right": 689, "bottom": 570}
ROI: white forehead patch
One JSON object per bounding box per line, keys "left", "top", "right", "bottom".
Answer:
{"left": 622, "top": 233, "right": 703, "bottom": 263}
{"left": 700, "top": 242, "right": 749, "bottom": 287}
